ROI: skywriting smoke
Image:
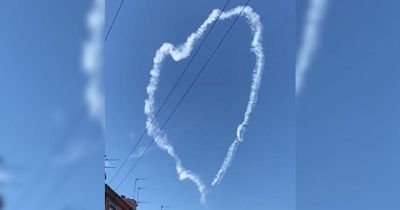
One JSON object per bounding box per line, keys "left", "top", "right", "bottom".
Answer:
{"left": 211, "top": 6, "right": 264, "bottom": 186}
{"left": 296, "top": 0, "right": 328, "bottom": 95}
{"left": 144, "top": 5, "right": 264, "bottom": 204}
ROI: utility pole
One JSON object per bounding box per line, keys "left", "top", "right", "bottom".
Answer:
{"left": 104, "top": 155, "right": 119, "bottom": 180}
{"left": 136, "top": 187, "right": 145, "bottom": 202}
{"left": 133, "top": 178, "right": 146, "bottom": 199}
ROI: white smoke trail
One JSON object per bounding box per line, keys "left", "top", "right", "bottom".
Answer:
{"left": 82, "top": 0, "right": 105, "bottom": 128}
{"left": 144, "top": 6, "right": 264, "bottom": 203}
{"left": 211, "top": 6, "right": 264, "bottom": 186}
{"left": 296, "top": 0, "right": 328, "bottom": 95}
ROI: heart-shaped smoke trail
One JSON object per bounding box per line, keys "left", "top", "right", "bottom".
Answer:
{"left": 144, "top": 6, "right": 264, "bottom": 204}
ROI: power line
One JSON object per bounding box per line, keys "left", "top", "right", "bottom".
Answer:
{"left": 108, "top": 0, "right": 233, "bottom": 184}
{"left": 115, "top": 0, "right": 251, "bottom": 189}
{"left": 104, "top": 0, "right": 126, "bottom": 41}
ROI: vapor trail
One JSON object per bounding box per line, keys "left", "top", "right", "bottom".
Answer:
{"left": 296, "top": 0, "right": 328, "bottom": 95}
{"left": 144, "top": 6, "right": 264, "bottom": 203}
{"left": 82, "top": 0, "right": 105, "bottom": 128}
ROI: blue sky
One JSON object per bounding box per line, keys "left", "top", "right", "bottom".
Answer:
{"left": 2, "top": 1, "right": 398, "bottom": 210}
{"left": 105, "top": 0, "right": 294, "bottom": 210}
{"left": 0, "top": 1, "right": 103, "bottom": 210}
{"left": 297, "top": 0, "right": 400, "bottom": 209}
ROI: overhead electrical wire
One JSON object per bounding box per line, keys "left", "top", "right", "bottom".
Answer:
{"left": 104, "top": 0, "right": 126, "bottom": 41}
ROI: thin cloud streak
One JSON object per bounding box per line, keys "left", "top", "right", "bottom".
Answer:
{"left": 82, "top": 0, "right": 105, "bottom": 128}
{"left": 129, "top": 146, "right": 151, "bottom": 158}
{"left": 144, "top": 6, "right": 264, "bottom": 204}
{"left": 296, "top": 0, "right": 328, "bottom": 95}
{"left": 52, "top": 140, "right": 96, "bottom": 166}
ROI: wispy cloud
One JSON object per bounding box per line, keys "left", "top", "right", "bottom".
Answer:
{"left": 82, "top": 0, "right": 105, "bottom": 128}
{"left": 144, "top": 5, "right": 264, "bottom": 204}
{"left": 129, "top": 146, "right": 152, "bottom": 158}
{"left": 296, "top": 0, "right": 328, "bottom": 95}
{"left": 52, "top": 140, "right": 95, "bottom": 165}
